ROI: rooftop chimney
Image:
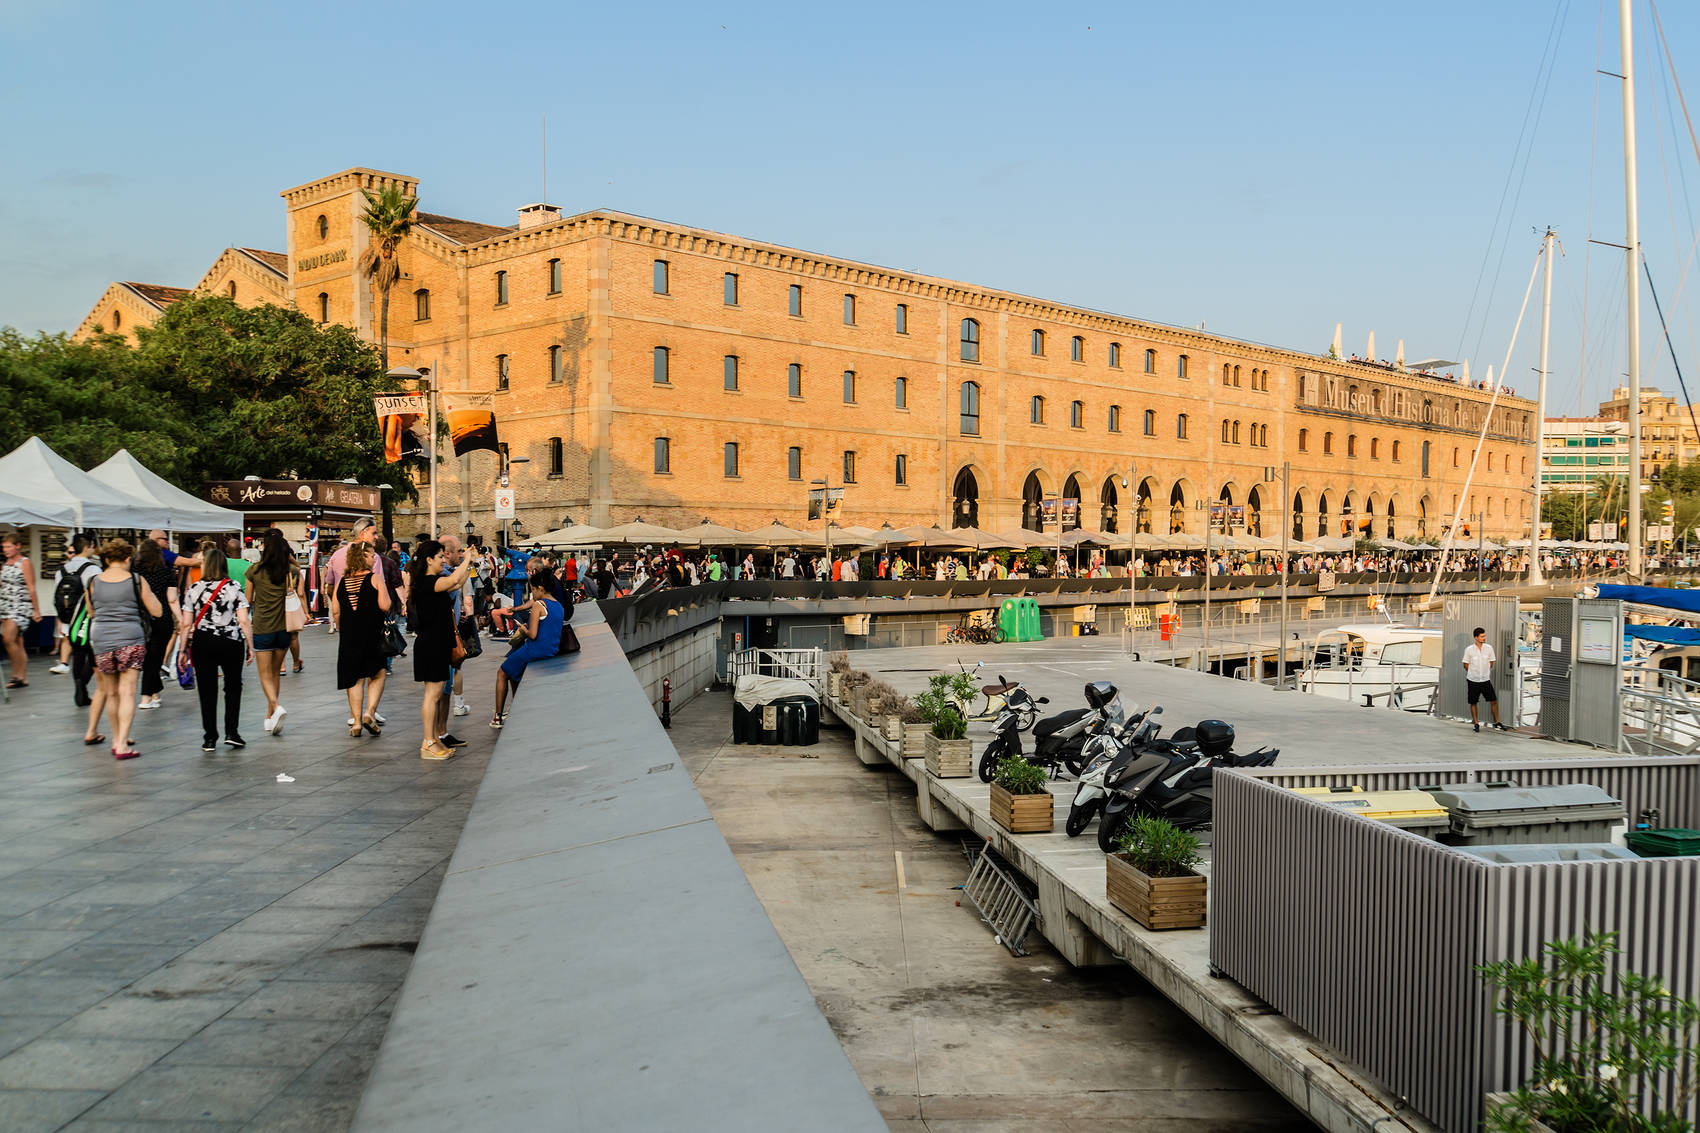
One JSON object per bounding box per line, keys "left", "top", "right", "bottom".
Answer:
{"left": 516, "top": 203, "right": 562, "bottom": 229}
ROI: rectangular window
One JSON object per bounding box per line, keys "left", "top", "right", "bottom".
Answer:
{"left": 842, "top": 450, "right": 857, "bottom": 484}
{"left": 724, "top": 355, "right": 739, "bottom": 391}
{"left": 723, "top": 272, "right": 738, "bottom": 306}
{"left": 788, "top": 363, "right": 802, "bottom": 398}
{"left": 549, "top": 345, "right": 563, "bottom": 384}
{"left": 842, "top": 370, "right": 856, "bottom": 404}
{"left": 1107, "top": 405, "right": 1121, "bottom": 433}
{"left": 653, "top": 346, "right": 669, "bottom": 385}
{"left": 1109, "top": 342, "right": 1121, "bottom": 368}
{"left": 1145, "top": 349, "right": 1156, "bottom": 374}
{"left": 548, "top": 437, "right": 563, "bottom": 477}
{"left": 724, "top": 442, "right": 739, "bottom": 478}
{"left": 654, "top": 437, "right": 671, "bottom": 474}
{"left": 895, "top": 453, "right": 907, "bottom": 486}
{"left": 843, "top": 293, "right": 856, "bottom": 325}
{"left": 1071, "top": 336, "right": 1084, "bottom": 362}
{"left": 895, "top": 375, "right": 907, "bottom": 409}
{"left": 1070, "top": 400, "right": 1083, "bottom": 428}
{"left": 653, "top": 259, "right": 669, "bottom": 295}
{"left": 1031, "top": 329, "right": 1045, "bottom": 356}
{"left": 548, "top": 258, "right": 562, "bottom": 294}
{"left": 496, "top": 354, "right": 509, "bottom": 391}
{"left": 788, "top": 284, "right": 802, "bottom": 317}
{"left": 1143, "top": 409, "right": 1156, "bottom": 435}
{"left": 1178, "top": 354, "right": 1189, "bottom": 380}
{"left": 788, "top": 446, "right": 802, "bottom": 481}
{"left": 495, "top": 270, "right": 509, "bottom": 306}
{"left": 1031, "top": 396, "right": 1045, "bottom": 425}
{"left": 895, "top": 304, "right": 908, "bottom": 334}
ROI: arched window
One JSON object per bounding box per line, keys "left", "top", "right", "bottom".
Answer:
{"left": 1392, "top": 439, "right": 1402, "bottom": 461}
{"left": 1100, "top": 478, "right": 1120, "bottom": 534}
{"left": 1022, "top": 472, "right": 1044, "bottom": 531}
{"left": 1178, "top": 354, "right": 1190, "bottom": 380}
{"left": 1323, "top": 431, "right": 1334, "bottom": 455}
{"left": 1222, "top": 420, "right": 1232, "bottom": 444}
{"left": 414, "top": 288, "right": 430, "bottom": 321}
{"left": 1299, "top": 375, "right": 1308, "bottom": 400}
{"left": 1108, "top": 342, "right": 1121, "bottom": 368}
{"left": 1222, "top": 363, "right": 1232, "bottom": 387}
{"left": 1031, "top": 329, "right": 1045, "bottom": 356}
{"left": 1107, "top": 405, "right": 1121, "bottom": 432}
{"left": 1372, "top": 389, "right": 1383, "bottom": 413}
{"left": 317, "top": 293, "right": 329, "bottom": 323}
{"left": 1347, "top": 434, "right": 1358, "bottom": 457}
{"left": 1143, "top": 409, "right": 1156, "bottom": 435}
{"left": 111, "top": 309, "right": 120, "bottom": 330}
{"left": 1030, "top": 395, "right": 1045, "bottom": 424}
{"left": 1370, "top": 437, "right": 1379, "bottom": 460}
{"left": 1177, "top": 414, "right": 1189, "bottom": 439}
{"left": 1233, "top": 365, "right": 1241, "bottom": 387}
{"left": 1452, "top": 446, "right": 1459, "bottom": 468}
{"left": 1487, "top": 452, "right": 1494, "bottom": 472}
{"left": 1062, "top": 474, "right": 1084, "bottom": 531}
{"left": 1232, "top": 421, "right": 1242, "bottom": 444}
{"left": 226, "top": 280, "right": 237, "bottom": 300}
{"left": 1070, "top": 400, "right": 1084, "bottom": 428}
{"left": 952, "top": 468, "right": 979, "bottom": 527}
{"left": 1520, "top": 456, "right": 1527, "bottom": 475}
{"left": 960, "top": 382, "right": 980, "bottom": 435}
{"left": 1070, "top": 335, "right": 1084, "bottom": 362}
{"left": 959, "top": 318, "right": 980, "bottom": 362}
{"left": 317, "top": 214, "right": 328, "bottom": 240}
{"left": 1144, "top": 349, "right": 1156, "bottom": 373}
{"left": 1260, "top": 424, "right": 1269, "bottom": 446}
{"left": 1299, "top": 428, "right": 1309, "bottom": 452}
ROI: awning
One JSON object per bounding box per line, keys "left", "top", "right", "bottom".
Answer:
{"left": 1592, "top": 584, "right": 1700, "bottom": 617}
{"left": 0, "top": 437, "right": 172, "bottom": 528}
{"left": 0, "top": 489, "right": 76, "bottom": 528}
{"left": 1627, "top": 624, "right": 1700, "bottom": 646}
{"left": 87, "top": 449, "right": 244, "bottom": 532}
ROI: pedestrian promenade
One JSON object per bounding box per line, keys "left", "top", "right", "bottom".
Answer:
{"left": 0, "top": 629, "right": 500, "bottom": 1131}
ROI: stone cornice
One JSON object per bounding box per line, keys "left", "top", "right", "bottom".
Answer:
{"left": 193, "top": 247, "right": 289, "bottom": 298}
{"left": 281, "top": 167, "right": 418, "bottom": 209}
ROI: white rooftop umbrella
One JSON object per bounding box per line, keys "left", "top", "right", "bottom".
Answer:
{"left": 1308, "top": 535, "right": 1357, "bottom": 552}
{"left": 1476, "top": 540, "right": 1506, "bottom": 552}
{"left": 599, "top": 520, "right": 683, "bottom": 545}
{"left": 1059, "top": 527, "right": 1114, "bottom": 548}
{"left": 1164, "top": 531, "right": 1207, "bottom": 549}
{"left": 739, "top": 521, "right": 822, "bottom": 549}
{"left": 87, "top": 450, "right": 244, "bottom": 532}
{"left": 0, "top": 437, "right": 171, "bottom": 529}
{"left": 532, "top": 523, "right": 606, "bottom": 548}
{"left": 674, "top": 520, "right": 746, "bottom": 547}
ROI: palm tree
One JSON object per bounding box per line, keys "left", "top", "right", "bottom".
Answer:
{"left": 356, "top": 184, "right": 418, "bottom": 372}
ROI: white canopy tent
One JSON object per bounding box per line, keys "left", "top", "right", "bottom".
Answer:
{"left": 87, "top": 450, "right": 244, "bottom": 532}
{"left": 0, "top": 490, "right": 75, "bottom": 528}
{"left": 0, "top": 437, "right": 172, "bottom": 529}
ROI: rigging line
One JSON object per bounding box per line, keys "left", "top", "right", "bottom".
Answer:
{"left": 1428, "top": 244, "right": 1546, "bottom": 610}
{"left": 1648, "top": 48, "right": 1700, "bottom": 398}
{"left": 1647, "top": 0, "right": 1700, "bottom": 390}
{"left": 1642, "top": 255, "right": 1700, "bottom": 451}
{"left": 1576, "top": 0, "right": 1608, "bottom": 418}
{"left": 1453, "top": 0, "right": 1571, "bottom": 362}
{"left": 1469, "top": 0, "right": 1573, "bottom": 367}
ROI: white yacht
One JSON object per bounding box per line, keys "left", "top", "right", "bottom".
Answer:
{"left": 1296, "top": 623, "right": 1442, "bottom": 712}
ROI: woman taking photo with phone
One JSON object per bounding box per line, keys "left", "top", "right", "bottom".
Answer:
{"left": 407, "top": 539, "right": 472, "bottom": 760}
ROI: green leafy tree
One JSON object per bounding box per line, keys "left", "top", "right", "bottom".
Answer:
{"left": 356, "top": 183, "right": 418, "bottom": 373}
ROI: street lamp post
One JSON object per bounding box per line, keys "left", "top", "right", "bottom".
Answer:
{"left": 1121, "top": 465, "right": 1137, "bottom": 655}
{"left": 810, "top": 477, "right": 835, "bottom": 571}
{"left": 502, "top": 453, "right": 530, "bottom": 550}
{"left": 1266, "top": 463, "right": 1291, "bottom": 688}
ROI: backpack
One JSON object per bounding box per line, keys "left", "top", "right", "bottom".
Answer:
{"left": 53, "top": 562, "right": 89, "bottom": 620}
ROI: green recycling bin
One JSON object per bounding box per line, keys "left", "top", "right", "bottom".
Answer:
{"left": 998, "top": 599, "right": 1022, "bottom": 643}
{"left": 1020, "top": 597, "right": 1041, "bottom": 641}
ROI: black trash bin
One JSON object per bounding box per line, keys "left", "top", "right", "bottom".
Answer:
{"left": 732, "top": 677, "right": 820, "bottom": 746}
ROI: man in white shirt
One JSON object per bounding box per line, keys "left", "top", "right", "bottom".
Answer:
{"left": 1461, "top": 626, "right": 1506, "bottom": 733}
{"left": 780, "top": 553, "right": 797, "bottom": 580}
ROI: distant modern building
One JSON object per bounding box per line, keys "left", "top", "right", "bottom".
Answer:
{"left": 1598, "top": 385, "right": 1700, "bottom": 481}
{"left": 72, "top": 166, "right": 1541, "bottom": 541}
{"left": 1540, "top": 417, "right": 1631, "bottom": 492}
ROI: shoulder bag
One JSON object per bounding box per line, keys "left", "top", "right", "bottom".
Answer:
{"left": 283, "top": 568, "right": 307, "bottom": 633}
{"left": 178, "top": 580, "right": 228, "bottom": 691}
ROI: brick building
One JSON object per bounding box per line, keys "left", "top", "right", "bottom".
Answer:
{"left": 75, "top": 166, "right": 1540, "bottom": 541}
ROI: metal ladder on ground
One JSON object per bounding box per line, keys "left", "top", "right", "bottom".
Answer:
{"left": 962, "top": 844, "right": 1041, "bottom": 956}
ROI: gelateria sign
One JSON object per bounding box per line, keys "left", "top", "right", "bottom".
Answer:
{"left": 296, "top": 248, "right": 348, "bottom": 273}
{"left": 205, "top": 479, "right": 379, "bottom": 512}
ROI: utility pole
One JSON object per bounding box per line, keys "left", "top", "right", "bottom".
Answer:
{"left": 1529, "top": 227, "right": 1556, "bottom": 585}
{"left": 1621, "top": 0, "right": 1645, "bottom": 579}
{"left": 1268, "top": 463, "right": 1291, "bottom": 688}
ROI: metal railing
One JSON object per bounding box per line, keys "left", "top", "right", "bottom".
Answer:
{"left": 726, "top": 646, "right": 825, "bottom": 685}
{"left": 1620, "top": 685, "right": 1700, "bottom": 755}
{"left": 1212, "top": 768, "right": 1700, "bottom": 1133}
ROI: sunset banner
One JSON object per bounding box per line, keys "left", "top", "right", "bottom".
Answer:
{"left": 440, "top": 392, "right": 500, "bottom": 457}
{"left": 374, "top": 393, "right": 429, "bottom": 463}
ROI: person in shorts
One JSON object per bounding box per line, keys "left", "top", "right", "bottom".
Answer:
{"left": 1461, "top": 626, "right": 1507, "bottom": 733}
{"left": 86, "top": 539, "right": 165, "bottom": 758}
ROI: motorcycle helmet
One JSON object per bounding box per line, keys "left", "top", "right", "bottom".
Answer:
{"left": 1193, "top": 719, "right": 1235, "bottom": 759}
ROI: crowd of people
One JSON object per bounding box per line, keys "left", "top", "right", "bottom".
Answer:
{"left": 0, "top": 523, "right": 581, "bottom": 761}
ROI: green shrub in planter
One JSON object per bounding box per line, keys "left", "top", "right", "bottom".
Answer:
{"left": 993, "top": 754, "right": 1048, "bottom": 796}
{"left": 930, "top": 707, "right": 967, "bottom": 741}
{"left": 913, "top": 686, "right": 948, "bottom": 724}
{"left": 1113, "top": 815, "right": 1202, "bottom": 878}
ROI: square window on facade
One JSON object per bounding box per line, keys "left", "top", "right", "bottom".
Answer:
{"left": 788, "top": 363, "right": 802, "bottom": 398}
{"left": 724, "top": 272, "right": 738, "bottom": 306}
{"left": 724, "top": 442, "right": 739, "bottom": 478}
{"left": 654, "top": 437, "right": 671, "bottom": 474}
{"left": 789, "top": 284, "right": 802, "bottom": 316}
{"left": 653, "top": 260, "right": 669, "bottom": 295}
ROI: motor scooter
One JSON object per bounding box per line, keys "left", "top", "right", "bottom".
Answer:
{"left": 972, "top": 675, "right": 1046, "bottom": 781}
{"left": 977, "top": 679, "right": 1120, "bottom": 782}
{"left": 1094, "top": 720, "right": 1279, "bottom": 851}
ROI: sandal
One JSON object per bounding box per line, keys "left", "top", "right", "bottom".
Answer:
{"left": 349, "top": 723, "right": 363, "bottom": 738}
{"left": 83, "top": 734, "right": 106, "bottom": 746}
{"left": 361, "top": 717, "right": 382, "bottom": 737}
{"left": 112, "top": 747, "right": 140, "bottom": 761}
{"left": 420, "top": 740, "right": 453, "bottom": 761}
{"left": 6, "top": 679, "right": 27, "bottom": 689}
{"left": 489, "top": 713, "right": 505, "bottom": 730}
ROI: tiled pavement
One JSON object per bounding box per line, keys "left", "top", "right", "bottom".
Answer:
{"left": 0, "top": 628, "right": 501, "bottom": 1131}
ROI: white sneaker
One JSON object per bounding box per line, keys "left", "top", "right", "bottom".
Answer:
{"left": 372, "top": 711, "right": 386, "bottom": 725}
{"left": 48, "top": 663, "right": 69, "bottom": 675}
{"left": 347, "top": 716, "right": 357, "bottom": 727}
{"left": 453, "top": 700, "right": 470, "bottom": 717}
{"left": 271, "top": 706, "right": 286, "bottom": 736}
{"left": 137, "top": 699, "right": 160, "bottom": 710}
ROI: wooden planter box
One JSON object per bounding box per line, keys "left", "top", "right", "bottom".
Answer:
{"left": 990, "top": 783, "right": 1053, "bottom": 833}
{"left": 882, "top": 715, "right": 904, "bottom": 742}
{"left": 1483, "top": 1093, "right": 1557, "bottom": 1132}
{"left": 1105, "top": 854, "right": 1206, "bottom": 931}
{"left": 901, "top": 722, "right": 929, "bottom": 759}
{"left": 827, "top": 671, "right": 845, "bottom": 698}
{"left": 924, "top": 731, "right": 972, "bottom": 778}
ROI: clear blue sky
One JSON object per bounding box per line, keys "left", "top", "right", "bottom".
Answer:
{"left": 6, "top": 0, "right": 1700, "bottom": 413}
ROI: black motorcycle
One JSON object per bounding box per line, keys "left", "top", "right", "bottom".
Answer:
{"left": 980, "top": 679, "right": 1123, "bottom": 782}
{"left": 1095, "top": 719, "right": 1279, "bottom": 852}
{"left": 973, "top": 676, "right": 1045, "bottom": 781}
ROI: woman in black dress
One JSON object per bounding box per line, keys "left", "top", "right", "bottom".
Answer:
{"left": 408, "top": 539, "right": 473, "bottom": 761}
{"left": 333, "top": 542, "right": 391, "bottom": 737}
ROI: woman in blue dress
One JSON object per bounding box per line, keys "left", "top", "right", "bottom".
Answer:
{"left": 490, "top": 573, "right": 563, "bottom": 729}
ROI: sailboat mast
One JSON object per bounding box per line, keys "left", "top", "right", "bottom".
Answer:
{"left": 1530, "top": 227, "right": 1555, "bottom": 585}
{"left": 1622, "top": 0, "right": 1645, "bottom": 577}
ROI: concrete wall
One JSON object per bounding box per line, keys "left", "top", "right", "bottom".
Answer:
{"left": 626, "top": 620, "right": 720, "bottom": 713}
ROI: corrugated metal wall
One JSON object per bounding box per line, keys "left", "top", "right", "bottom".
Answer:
{"left": 1212, "top": 770, "right": 1700, "bottom": 1133}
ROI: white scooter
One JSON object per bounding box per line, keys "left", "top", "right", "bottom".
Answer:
{"left": 1065, "top": 705, "right": 1162, "bottom": 837}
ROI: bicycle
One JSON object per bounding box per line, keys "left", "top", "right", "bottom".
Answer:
{"left": 945, "top": 617, "right": 1005, "bottom": 646}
